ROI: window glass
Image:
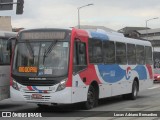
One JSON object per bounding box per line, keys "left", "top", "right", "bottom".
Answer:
{"left": 127, "top": 44, "right": 136, "bottom": 64}
{"left": 0, "top": 38, "right": 11, "bottom": 65}
{"left": 145, "top": 46, "right": 152, "bottom": 64}
{"left": 103, "top": 41, "right": 115, "bottom": 64}
{"left": 88, "top": 39, "right": 102, "bottom": 63}
{"left": 13, "top": 41, "right": 69, "bottom": 77}
{"left": 116, "top": 42, "right": 127, "bottom": 64}
{"left": 136, "top": 45, "right": 145, "bottom": 64}
{"left": 73, "top": 41, "right": 87, "bottom": 73}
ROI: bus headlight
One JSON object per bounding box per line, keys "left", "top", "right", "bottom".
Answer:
{"left": 56, "top": 79, "right": 66, "bottom": 92}
{"left": 12, "top": 80, "right": 19, "bottom": 91}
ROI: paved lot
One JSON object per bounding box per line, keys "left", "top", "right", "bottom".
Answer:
{"left": 0, "top": 83, "right": 160, "bottom": 120}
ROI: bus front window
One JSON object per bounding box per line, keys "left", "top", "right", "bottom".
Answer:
{"left": 13, "top": 41, "right": 69, "bottom": 77}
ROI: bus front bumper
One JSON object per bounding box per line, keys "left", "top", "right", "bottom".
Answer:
{"left": 10, "top": 87, "right": 72, "bottom": 104}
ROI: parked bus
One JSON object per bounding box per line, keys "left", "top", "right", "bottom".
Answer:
{"left": 0, "top": 31, "right": 16, "bottom": 101}
{"left": 10, "top": 28, "right": 153, "bottom": 109}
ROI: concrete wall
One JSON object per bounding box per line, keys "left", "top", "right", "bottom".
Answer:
{"left": 0, "top": 16, "right": 12, "bottom": 31}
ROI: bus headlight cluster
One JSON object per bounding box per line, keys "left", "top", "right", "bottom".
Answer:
{"left": 56, "top": 79, "right": 66, "bottom": 92}
{"left": 12, "top": 80, "right": 19, "bottom": 91}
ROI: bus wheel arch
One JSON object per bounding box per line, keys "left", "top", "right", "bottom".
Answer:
{"left": 123, "top": 77, "right": 139, "bottom": 100}
{"left": 91, "top": 81, "right": 99, "bottom": 105}
{"left": 128, "top": 77, "right": 139, "bottom": 100}
{"left": 83, "top": 81, "right": 99, "bottom": 109}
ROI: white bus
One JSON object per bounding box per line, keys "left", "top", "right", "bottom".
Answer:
{"left": 10, "top": 28, "right": 153, "bottom": 109}
{"left": 0, "top": 31, "right": 16, "bottom": 101}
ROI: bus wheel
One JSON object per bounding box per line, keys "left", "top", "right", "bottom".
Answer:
{"left": 128, "top": 80, "right": 138, "bottom": 100}
{"left": 84, "top": 85, "right": 96, "bottom": 110}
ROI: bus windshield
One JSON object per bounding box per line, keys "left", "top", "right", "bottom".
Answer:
{"left": 13, "top": 41, "right": 69, "bottom": 77}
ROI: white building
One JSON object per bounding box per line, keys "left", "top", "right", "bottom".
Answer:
{"left": 137, "top": 28, "right": 160, "bottom": 52}
{"left": 0, "top": 16, "right": 12, "bottom": 31}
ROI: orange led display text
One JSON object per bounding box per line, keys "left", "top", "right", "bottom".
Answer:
{"left": 18, "top": 67, "right": 37, "bottom": 73}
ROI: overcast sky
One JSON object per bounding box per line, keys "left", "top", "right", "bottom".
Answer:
{"left": 0, "top": 0, "right": 160, "bottom": 30}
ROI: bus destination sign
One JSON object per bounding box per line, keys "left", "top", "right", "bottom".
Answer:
{"left": 18, "top": 67, "right": 37, "bottom": 73}
{"left": 21, "top": 32, "right": 66, "bottom": 40}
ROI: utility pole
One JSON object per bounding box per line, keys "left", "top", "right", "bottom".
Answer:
{"left": 77, "top": 4, "right": 93, "bottom": 29}
{"left": 145, "top": 17, "right": 159, "bottom": 40}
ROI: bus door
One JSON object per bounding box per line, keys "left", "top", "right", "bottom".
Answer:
{"left": 72, "top": 39, "right": 88, "bottom": 103}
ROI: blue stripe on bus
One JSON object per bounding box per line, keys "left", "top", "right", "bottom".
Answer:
{"left": 97, "top": 64, "right": 147, "bottom": 83}
{"left": 32, "top": 86, "right": 43, "bottom": 93}
{"left": 90, "top": 31, "right": 109, "bottom": 40}
{"left": 133, "top": 66, "right": 147, "bottom": 80}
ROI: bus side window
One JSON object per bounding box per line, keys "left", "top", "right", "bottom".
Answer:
{"left": 103, "top": 41, "right": 115, "bottom": 64}
{"left": 116, "top": 42, "right": 127, "bottom": 64}
{"left": 127, "top": 43, "right": 136, "bottom": 65}
{"left": 73, "top": 41, "right": 87, "bottom": 73}
{"left": 0, "top": 38, "right": 13, "bottom": 65}
{"left": 136, "top": 45, "right": 145, "bottom": 65}
{"left": 145, "top": 46, "right": 152, "bottom": 64}
{"left": 88, "top": 39, "right": 103, "bottom": 64}
{"left": 7, "top": 38, "right": 16, "bottom": 63}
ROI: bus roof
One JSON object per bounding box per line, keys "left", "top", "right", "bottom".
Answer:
{"left": 16, "top": 28, "right": 151, "bottom": 46}
{"left": 86, "top": 29, "right": 151, "bottom": 46}
{"left": 0, "top": 31, "right": 17, "bottom": 38}
{"left": 19, "top": 28, "right": 72, "bottom": 33}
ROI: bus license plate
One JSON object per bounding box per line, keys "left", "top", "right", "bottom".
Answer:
{"left": 31, "top": 94, "right": 42, "bottom": 99}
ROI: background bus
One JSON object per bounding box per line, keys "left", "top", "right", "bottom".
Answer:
{"left": 0, "top": 31, "right": 16, "bottom": 101}
{"left": 10, "top": 28, "right": 153, "bottom": 109}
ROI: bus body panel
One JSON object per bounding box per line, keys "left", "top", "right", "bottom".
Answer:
{"left": 71, "top": 74, "right": 89, "bottom": 103}
{"left": 0, "top": 31, "right": 16, "bottom": 101}
{"left": 71, "top": 64, "right": 153, "bottom": 102}
{"left": 0, "top": 66, "right": 10, "bottom": 100}
{"left": 97, "top": 63, "right": 153, "bottom": 96}
{"left": 10, "top": 64, "right": 153, "bottom": 104}
{"left": 0, "top": 66, "right": 10, "bottom": 86}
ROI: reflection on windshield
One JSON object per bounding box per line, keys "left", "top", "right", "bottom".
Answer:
{"left": 13, "top": 41, "right": 69, "bottom": 77}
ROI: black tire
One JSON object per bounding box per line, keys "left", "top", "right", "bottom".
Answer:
{"left": 128, "top": 81, "right": 138, "bottom": 100}
{"left": 37, "top": 104, "right": 49, "bottom": 109}
{"left": 84, "top": 85, "right": 97, "bottom": 110}
{"left": 122, "top": 80, "right": 138, "bottom": 100}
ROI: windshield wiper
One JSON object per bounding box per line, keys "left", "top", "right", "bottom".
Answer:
{"left": 43, "top": 40, "right": 58, "bottom": 64}
{"left": 26, "top": 41, "right": 34, "bottom": 58}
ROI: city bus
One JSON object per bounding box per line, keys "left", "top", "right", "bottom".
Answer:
{"left": 10, "top": 28, "right": 153, "bottom": 109}
{"left": 0, "top": 31, "right": 16, "bottom": 101}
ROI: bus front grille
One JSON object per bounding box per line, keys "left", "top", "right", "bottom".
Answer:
{"left": 23, "top": 95, "right": 51, "bottom": 102}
